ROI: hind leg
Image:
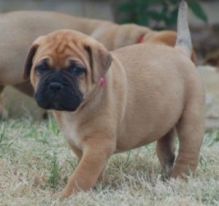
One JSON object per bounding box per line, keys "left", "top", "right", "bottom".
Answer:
{"left": 171, "top": 98, "right": 205, "bottom": 178}
{"left": 156, "top": 129, "right": 176, "bottom": 175}
{"left": 13, "top": 81, "right": 34, "bottom": 97}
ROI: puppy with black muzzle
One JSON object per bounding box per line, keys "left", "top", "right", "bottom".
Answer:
{"left": 34, "top": 59, "right": 83, "bottom": 111}
{"left": 24, "top": 1, "right": 205, "bottom": 198}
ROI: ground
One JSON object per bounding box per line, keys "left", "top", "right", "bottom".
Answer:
{"left": 0, "top": 117, "right": 218, "bottom": 206}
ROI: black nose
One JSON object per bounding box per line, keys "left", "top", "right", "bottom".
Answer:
{"left": 48, "top": 82, "right": 63, "bottom": 92}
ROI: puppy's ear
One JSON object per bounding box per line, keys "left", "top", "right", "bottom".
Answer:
{"left": 24, "top": 44, "right": 39, "bottom": 80}
{"left": 84, "top": 43, "right": 112, "bottom": 83}
{"left": 23, "top": 36, "right": 44, "bottom": 80}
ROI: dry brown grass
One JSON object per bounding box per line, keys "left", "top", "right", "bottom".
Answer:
{"left": 0, "top": 117, "right": 219, "bottom": 206}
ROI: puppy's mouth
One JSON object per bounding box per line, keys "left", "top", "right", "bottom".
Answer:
{"left": 35, "top": 78, "right": 83, "bottom": 112}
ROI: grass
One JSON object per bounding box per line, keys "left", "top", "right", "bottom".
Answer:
{"left": 0, "top": 117, "right": 219, "bottom": 206}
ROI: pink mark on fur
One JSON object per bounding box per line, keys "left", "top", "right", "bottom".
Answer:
{"left": 99, "top": 77, "right": 107, "bottom": 87}
{"left": 137, "top": 34, "right": 145, "bottom": 43}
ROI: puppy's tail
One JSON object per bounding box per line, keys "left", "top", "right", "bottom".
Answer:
{"left": 175, "top": 0, "right": 192, "bottom": 58}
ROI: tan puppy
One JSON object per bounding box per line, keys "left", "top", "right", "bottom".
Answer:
{"left": 24, "top": 1, "right": 204, "bottom": 197}
{"left": 0, "top": 10, "right": 197, "bottom": 118}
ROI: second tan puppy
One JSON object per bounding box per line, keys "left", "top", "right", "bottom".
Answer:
{"left": 24, "top": 1, "right": 204, "bottom": 197}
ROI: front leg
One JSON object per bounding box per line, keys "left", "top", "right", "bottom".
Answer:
{"left": 62, "top": 135, "right": 115, "bottom": 198}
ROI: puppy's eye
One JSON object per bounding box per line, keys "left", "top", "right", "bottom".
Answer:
{"left": 69, "top": 67, "right": 86, "bottom": 76}
{"left": 35, "top": 62, "right": 49, "bottom": 75}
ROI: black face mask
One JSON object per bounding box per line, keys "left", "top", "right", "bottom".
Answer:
{"left": 35, "top": 70, "right": 83, "bottom": 111}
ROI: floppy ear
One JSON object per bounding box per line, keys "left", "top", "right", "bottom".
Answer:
{"left": 84, "top": 43, "right": 112, "bottom": 83}
{"left": 23, "top": 36, "right": 45, "bottom": 80}
{"left": 23, "top": 44, "right": 39, "bottom": 80}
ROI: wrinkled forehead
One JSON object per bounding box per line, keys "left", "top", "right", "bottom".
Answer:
{"left": 35, "top": 32, "right": 88, "bottom": 68}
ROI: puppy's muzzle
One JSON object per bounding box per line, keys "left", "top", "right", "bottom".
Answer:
{"left": 35, "top": 72, "right": 83, "bottom": 112}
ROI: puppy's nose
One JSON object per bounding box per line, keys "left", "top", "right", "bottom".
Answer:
{"left": 49, "top": 82, "right": 63, "bottom": 92}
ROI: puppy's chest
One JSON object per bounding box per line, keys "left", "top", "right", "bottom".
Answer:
{"left": 60, "top": 119, "right": 82, "bottom": 149}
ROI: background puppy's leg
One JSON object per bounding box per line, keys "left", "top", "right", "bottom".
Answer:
{"left": 0, "top": 85, "right": 5, "bottom": 94}
{"left": 62, "top": 135, "right": 115, "bottom": 197}
{"left": 171, "top": 94, "right": 204, "bottom": 178}
{"left": 13, "top": 81, "right": 34, "bottom": 97}
{"left": 156, "top": 129, "right": 176, "bottom": 175}
{"left": 13, "top": 82, "right": 48, "bottom": 119}
{"left": 0, "top": 85, "right": 8, "bottom": 118}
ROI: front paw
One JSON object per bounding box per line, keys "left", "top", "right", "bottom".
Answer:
{"left": 59, "top": 186, "right": 78, "bottom": 198}
{"left": 53, "top": 188, "right": 75, "bottom": 199}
